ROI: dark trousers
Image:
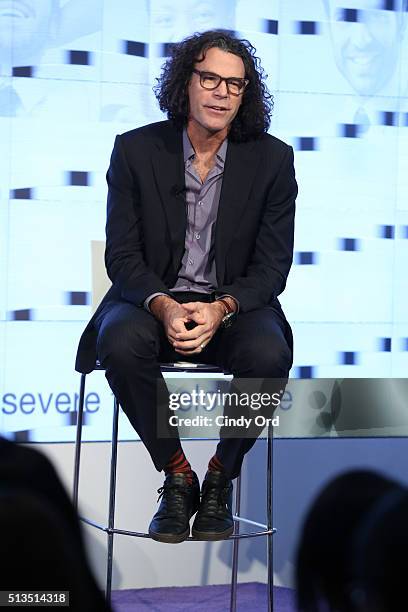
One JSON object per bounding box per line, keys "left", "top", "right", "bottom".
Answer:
{"left": 95, "top": 293, "right": 292, "bottom": 479}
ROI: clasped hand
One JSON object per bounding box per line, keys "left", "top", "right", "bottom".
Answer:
{"left": 164, "top": 301, "right": 224, "bottom": 355}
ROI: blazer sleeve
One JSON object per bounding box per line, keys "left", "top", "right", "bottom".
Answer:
{"left": 105, "top": 134, "right": 171, "bottom": 306}
{"left": 216, "top": 145, "right": 297, "bottom": 312}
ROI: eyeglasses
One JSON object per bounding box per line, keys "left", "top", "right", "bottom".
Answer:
{"left": 192, "top": 69, "right": 249, "bottom": 96}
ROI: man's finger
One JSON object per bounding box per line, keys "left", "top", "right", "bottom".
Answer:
{"left": 182, "top": 302, "right": 205, "bottom": 314}
{"left": 175, "top": 342, "right": 211, "bottom": 355}
{"left": 179, "top": 308, "right": 206, "bottom": 326}
{"left": 171, "top": 317, "right": 190, "bottom": 334}
{"left": 174, "top": 339, "right": 202, "bottom": 351}
{"left": 187, "top": 311, "right": 206, "bottom": 324}
{"left": 175, "top": 324, "right": 210, "bottom": 341}
{"left": 173, "top": 331, "right": 213, "bottom": 352}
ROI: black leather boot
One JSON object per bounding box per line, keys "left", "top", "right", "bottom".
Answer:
{"left": 148, "top": 472, "right": 200, "bottom": 543}
{"left": 192, "top": 471, "right": 234, "bottom": 541}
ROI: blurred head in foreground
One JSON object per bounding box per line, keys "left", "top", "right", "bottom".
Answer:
{"left": 295, "top": 469, "right": 406, "bottom": 612}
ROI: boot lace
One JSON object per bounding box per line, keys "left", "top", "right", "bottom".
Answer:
{"left": 156, "top": 482, "right": 190, "bottom": 515}
{"left": 200, "top": 482, "right": 230, "bottom": 516}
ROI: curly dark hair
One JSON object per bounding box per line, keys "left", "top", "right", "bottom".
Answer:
{"left": 153, "top": 30, "right": 273, "bottom": 142}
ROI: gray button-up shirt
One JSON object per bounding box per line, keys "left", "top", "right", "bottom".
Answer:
{"left": 171, "top": 128, "right": 227, "bottom": 293}
{"left": 145, "top": 128, "right": 238, "bottom": 311}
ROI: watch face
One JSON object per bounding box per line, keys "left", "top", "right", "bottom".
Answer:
{"left": 222, "top": 312, "right": 235, "bottom": 328}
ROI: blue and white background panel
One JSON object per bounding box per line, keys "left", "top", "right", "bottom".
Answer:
{"left": 0, "top": 0, "right": 407, "bottom": 441}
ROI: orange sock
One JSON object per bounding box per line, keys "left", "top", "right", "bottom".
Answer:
{"left": 164, "top": 448, "right": 193, "bottom": 485}
{"left": 208, "top": 454, "right": 224, "bottom": 473}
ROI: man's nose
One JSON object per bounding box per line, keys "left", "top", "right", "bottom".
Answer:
{"left": 350, "top": 22, "right": 374, "bottom": 49}
{"left": 213, "top": 79, "right": 229, "bottom": 97}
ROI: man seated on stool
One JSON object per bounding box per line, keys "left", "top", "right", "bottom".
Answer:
{"left": 75, "top": 30, "right": 297, "bottom": 543}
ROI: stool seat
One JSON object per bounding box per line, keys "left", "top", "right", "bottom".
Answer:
{"left": 160, "top": 362, "right": 228, "bottom": 373}
{"left": 95, "top": 359, "right": 229, "bottom": 373}
{"left": 73, "top": 364, "right": 275, "bottom": 611}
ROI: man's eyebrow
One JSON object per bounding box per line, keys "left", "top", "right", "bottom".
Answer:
{"left": 201, "top": 70, "right": 245, "bottom": 79}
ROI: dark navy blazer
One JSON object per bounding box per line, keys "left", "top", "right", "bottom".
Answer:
{"left": 75, "top": 120, "right": 297, "bottom": 374}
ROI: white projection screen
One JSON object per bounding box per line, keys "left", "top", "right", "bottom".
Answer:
{"left": 0, "top": 0, "right": 407, "bottom": 442}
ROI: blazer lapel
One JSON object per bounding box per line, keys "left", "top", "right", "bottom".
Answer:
{"left": 215, "top": 139, "right": 260, "bottom": 284}
{"left": 151, "top": 124, "right": 261, "bottom": 284}
{"left": 151, "top": 126, "right": 186, "bottom": 273}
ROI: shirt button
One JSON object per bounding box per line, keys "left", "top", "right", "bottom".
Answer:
{"left": 195, "top": 232, "right": 200, "bottom": 239}
{"left": 198, "top": 201, "right": 203, "bottom": 206}
{"left": 188, "top": 258, "right": 194, "bottom": 265}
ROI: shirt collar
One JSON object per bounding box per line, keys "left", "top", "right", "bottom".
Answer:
{"left": 183, "top": 127, "right": 228, "bottom": 165}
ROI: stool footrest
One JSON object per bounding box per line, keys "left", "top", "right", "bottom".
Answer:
{"left": 233, "top": 515, "right": 269, "bottom": 530}
{"left": 80, "top": 516, "right": 276, "bottom": 540}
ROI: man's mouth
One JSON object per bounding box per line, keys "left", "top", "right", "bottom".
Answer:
{"left": 0, "top": 1, "right": 34, "bottom": 19}
{"left": 205, "top": 105, "right": 229, "bottom": 113}
{"left": 348, "top": 54, "right": 378, "bottom": 67}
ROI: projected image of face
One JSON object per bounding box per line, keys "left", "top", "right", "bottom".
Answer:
{"left": 0, "top": 0, "right": 57, "bottom": 66}
{"left": 149, "top": 0, "right": 235, "bottom": 43}
{"left": 326, "top": 0, "right": 405, "bottom": 95}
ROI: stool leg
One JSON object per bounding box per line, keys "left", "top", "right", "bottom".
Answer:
{"left": 267, "top": 422, "right": 274, "bottom": 612}
{"left": 106, "top": 395, "right": 120, "bottom": 604}
{"left": 229, "top": 473, "right": 242, "bottom": 612}
{"left": 73, "top": 373, "right": 86, "bottom": 510}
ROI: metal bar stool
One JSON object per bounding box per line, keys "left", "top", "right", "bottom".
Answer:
{"left": 72, "top": 362, "right": 275, "bottom": 611}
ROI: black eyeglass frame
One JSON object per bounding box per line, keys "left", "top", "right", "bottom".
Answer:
{"left": 192, "top": 69, "right": 249, "bottom": 96}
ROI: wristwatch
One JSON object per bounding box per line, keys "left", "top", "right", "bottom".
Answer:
{"left": 217, "top": 298, "right": 236, "bottom": 328}
{"left": 221, "top": 311, "right": 235, "bottom": 328}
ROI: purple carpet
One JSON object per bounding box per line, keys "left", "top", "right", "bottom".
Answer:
{"left": 112, "top": 582, "right": 295, "bottom": 611}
